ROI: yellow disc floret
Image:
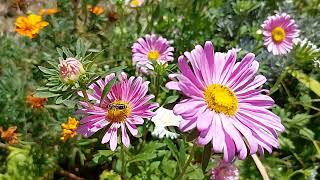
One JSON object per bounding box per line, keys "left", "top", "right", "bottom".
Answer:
{"left": 107, "top": 100, "right": 131, "bottom": 123}
{"left": 131, "top": 0, "right": 140, "bottom": 7}
{"left": 271, "top": 26, "right": 286, "bottom": 43}
{"left": 147, "top": 50, "right": 160, "bottom": 61}
{"left": 204, "top": 84, "right": 238, "bottom": 116}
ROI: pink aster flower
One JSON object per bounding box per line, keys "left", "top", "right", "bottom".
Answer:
{"left": 262, "top": 13, "right": 299, "bottom": 55}
{"left": 77, "top": 72, "right": 158, "bottom": 150}
{"left": 132, "top": 34, "right": 174, "bottom": 74}
{"left": 59, "top": 57, "right": 85, "bottom": 84}
{"left": 166, "top": 41, "right": 285, "bottom": 162}
{"left": 211, "top": 161, "right": 239, "bottom": 180}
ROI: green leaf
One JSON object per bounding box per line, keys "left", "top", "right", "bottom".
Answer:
{"left": 100, "top": 77, "right": 117, "bottom": 105}
{"left": 287, "top": 68, "right": 320, "bottom": 97}
{"left": 38, "top": 66, "right": 57, "bottom": 75}
{"left": 164, "top": 139, "right": 180, "bottom": 163}
{"left": 127, "top": 153, "right": 157, "bottom": 164}
{"left": 164, "top": 95, "right": 179, "bottom": 105}
{"left": 201, "top": 143, "right": 212, "bottom": 172}
{"left": 33, "top": 91, "right": 60, "bottom": 98}
{"left": 140, "top": 141, "right": 166, "bottom": 153}
{"left": 299, "top": 127, "right": 314, "bottom": 140}
{"left": 92, "top": 150, "right": 115, "bottom": 164}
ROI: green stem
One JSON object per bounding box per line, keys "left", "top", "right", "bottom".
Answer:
{"left": 121, "top": 145, "right": 127, "bottom": 179}
{"left": 177, "top": 143, "right": 196, "bottom": 180}
{"left": 81, "top": 89, "right": 94, "bottom": 109}
{"left": 0, "top": 142, "right": 8, "bottom": 149}
{"left": 269, "top": 68, "right": 288, "bottom": 95}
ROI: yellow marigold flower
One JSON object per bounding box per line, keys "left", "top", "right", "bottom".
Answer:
{"left": 0, "top": 126, "right": 18, "bottom": 145}
{"left": 26, "top": 94, "right": 48, "bottom": 109}
{"left": 61, "top": 117, "right": 79, "bottom": 142}
{"left": 88, "top": 6, "right": 104, "bottom": 16}
{"left": 39, "top": 8, "right": 59, "bottom": 16}
{"left": 15, "top": 14, "right": 49, "bottom": 39}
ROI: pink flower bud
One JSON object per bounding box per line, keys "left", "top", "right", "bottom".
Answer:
{"left": 59, "top": 58, "right": 85, "bottom": 84}
{"left": 211, "top": 161, "right": 239, "bottom": 180}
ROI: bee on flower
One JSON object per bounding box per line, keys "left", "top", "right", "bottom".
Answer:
{"left": 262, "top": 13, "right": 299, "bottom": 55}
{"left": 77, "top": 72, "right": 158, "bottom": 151}
{"left": 15, "top": 14, "right": 49, "bottom": 39}
{"left": 26, "top": 94, "right": 48, "bottom": 109}
{"left": 61, "top": 117, "right": 79, "bottom": 141}
{"left": 0, "top": 126, "right": 19, "bottom": 145}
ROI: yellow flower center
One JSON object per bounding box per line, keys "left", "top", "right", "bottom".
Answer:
{"left": 107, "top": 100, "right": 131, "bottom": 123}
{"left": 204, "top": 84, "right": 238, "bottom": 116}
{"left": 147, "top": 50, "right": 160, "bottom": 61}
{"left": 271, "top": 27, "right": 286, "bottom": 43}
{"left": 131, "top": 0, "right": 140, "bottom": 7}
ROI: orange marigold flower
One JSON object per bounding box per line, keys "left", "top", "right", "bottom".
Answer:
{"left": 39, "top": 8, "right": 59, "bottom": 16}
{"left": 0, "top": 126, "right": 18, "bottom": 144}
{"left": 26, "top": 95, "right": 48, "bottom": 109}
{"left": 61, "top": 117, "right": 79, "bottom": 142}
{"left": 15, "top": 14, "right": 49, "bottom": 39}
{"left": 89, "top": 6, "right": 104, "bottom": 16}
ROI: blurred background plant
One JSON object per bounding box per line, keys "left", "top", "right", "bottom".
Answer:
{"left": 0, "top": 0, "right": 319, "bottom": 179}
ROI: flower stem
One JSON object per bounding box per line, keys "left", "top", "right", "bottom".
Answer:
{"left": 81, "top": 89, "right": 94, "bottom": 109}
{"left": 177, "top": 142, "right": 196, "bottom": 180}
{"left": 252, "top": 154, "right": 270, "bottom": 180}
{"left": 121, "top": 145, "right": 127, "bottom": 179}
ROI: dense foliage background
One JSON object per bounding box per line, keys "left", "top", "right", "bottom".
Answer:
{"left": 0, "top": 0, "right": 319, "bottom": 179}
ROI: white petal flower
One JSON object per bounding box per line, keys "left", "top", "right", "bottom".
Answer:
{"left": 151, "top": 107, "right": 182, "bottom": 139}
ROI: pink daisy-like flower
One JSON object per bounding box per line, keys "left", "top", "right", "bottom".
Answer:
{"left": 132, "top": 34, "right": 174, "bottom": 74}
{"left": 77, "top": 72, "right": 158, "bottom": 150}
{"left": 125, "top": 0, "right": 145, "bottom": 8}
{"left": 262, "top": 13, "right": 299, "bottom": 55}
{"left": 166, "top": 41, "right": 285, "bottom": 162}
{"left": 59, "top": 57, "right": 85, "bottom": 84}
{"left": 211, "top": 161, "right": 239, "bottom": 180}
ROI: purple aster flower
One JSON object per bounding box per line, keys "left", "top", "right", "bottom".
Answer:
{"left": 77, "top": 72, "right": 158, "bottom": 150}
{"left": 262, "top": 13, "right": 299, "bottom": 55}
{"left": 166, "top": 41, "right": 285, "bottom": 162}
{"left": 132, "top": 34, "right": 174, "bottom": 74}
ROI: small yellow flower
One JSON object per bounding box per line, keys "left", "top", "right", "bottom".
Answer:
{"left": 39, "top": 8, "right": 59, "bottom": 16}
{"left": 15, "top": 14, "right": 49, "bottom": 39}
{"left": 88, "top": 6, "right": 104, "bottom": 16}
{"left": 61, "top": 117, "right": 79, "bottom": 142}
{"left": 0, "top": 126, "right": 18, "bottom": 145}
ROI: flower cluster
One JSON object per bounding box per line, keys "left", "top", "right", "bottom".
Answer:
{"left": 61, "top": 117, "right": 79, "bottom": 141}
{"left": 26, "top": 94, "right": 48, "bottom": 109}
{"left": 0, "top": 126, "right": 18, "bottom": 144}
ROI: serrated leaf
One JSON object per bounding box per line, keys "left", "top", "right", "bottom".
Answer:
{"left": 299, "top": 128, "right": 314, "bottom": 140}
{"left": 92, "top": 150, "right": 115, "bottom": 164}
{"left": 140, "top": 141, "right": 166, "bottom": 154}
{"left": 164, "top": 139, "right": 180, "bottom": 164}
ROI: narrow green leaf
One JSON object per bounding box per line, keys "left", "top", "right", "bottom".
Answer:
{"left": 34, "top": 91, "right": 60, "bottom": 98}
{"left": 38, "top": 66, "right": 57, "bottom": 75}
{"left": 100, "top": 77, "right": 116, "bottom": 105}
{"left": 201, "top": 143, "right": 212, "bottom": 172}
{"left": 287, "top": 68, "right": 320, "bottom": 97}
{"left": 127, "top": 153, "right": 157, "bottom": 164}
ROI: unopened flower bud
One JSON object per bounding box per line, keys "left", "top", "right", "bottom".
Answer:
{"left": 59, "top": 58, "right": 85, "bottom": 84}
